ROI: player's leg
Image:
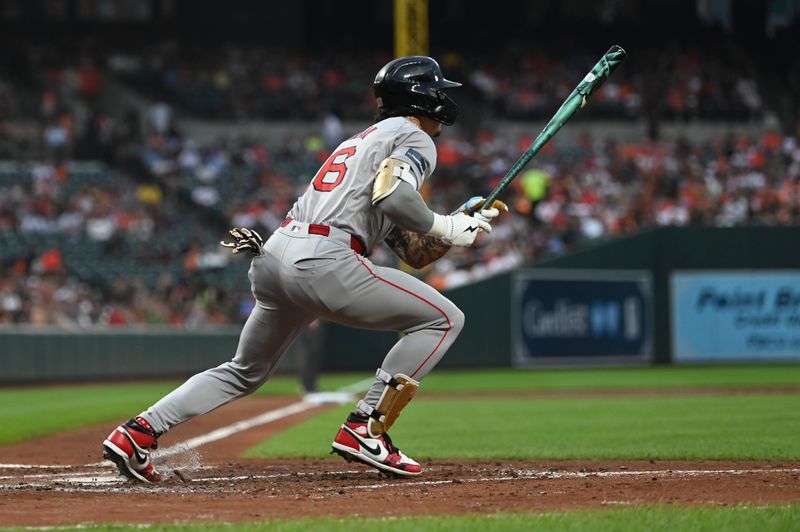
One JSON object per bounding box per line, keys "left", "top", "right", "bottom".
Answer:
{"left": 311, "top": 255, "right": 463, "bottom": 401}
{"left": 103, "top": 239, "right": 309, "bottom": 482}
{"left": 142, "top": 302, "right": 310, "bottom": 433}
{"left": 286, "top": 249, "right": 464, "bottom": 386}
{"left": 343, "top": 264, "right": 464, "bottom": 409}
{"left": 330, "top": 261, "right": 464, "bottom": 476}
{"left": 102, "top": 301, "right": 309, "bottom": 483}
{"left": 283, "top": 245, "right": 463, "bottom": 476}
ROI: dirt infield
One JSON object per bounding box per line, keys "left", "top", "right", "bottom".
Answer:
{"left": 1, "top": 394, "right": 799, "bottom": 527}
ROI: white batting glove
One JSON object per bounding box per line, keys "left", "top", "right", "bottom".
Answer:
{"left": 451, "top": 196, "right": 508, "bottom": 223}
{"left": 427, "top": 212, "right": 491, "bottom": 247}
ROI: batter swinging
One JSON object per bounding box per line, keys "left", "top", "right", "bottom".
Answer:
{"left": 102, "top": 56, "right": 505, "bottom": 481}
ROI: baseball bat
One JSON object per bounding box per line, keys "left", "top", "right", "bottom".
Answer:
{"left": 471, "top": 45, "right": 627, "bottom": 213}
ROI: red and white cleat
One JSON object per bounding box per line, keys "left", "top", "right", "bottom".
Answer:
{"left": 102, "top": 416, "right": 162, "bottom": 483}
{"left": 331, "top": 413, "right": 422, "bottom": 477}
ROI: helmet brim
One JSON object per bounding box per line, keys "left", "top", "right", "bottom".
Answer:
{"left": 430, "top": 79, "right": 462, "bottom": 90}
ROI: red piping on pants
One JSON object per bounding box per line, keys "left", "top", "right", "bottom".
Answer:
{"left": 353, "top": 253, "right": 451, "bottom": 378}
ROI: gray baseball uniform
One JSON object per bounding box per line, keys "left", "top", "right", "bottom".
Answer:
{"left": 142, "top": 117, "right": 464, "bottom": 434}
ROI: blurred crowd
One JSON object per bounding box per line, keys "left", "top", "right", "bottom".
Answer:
{"left": 0, "top": 39, "right": 767, "bottom": 134}
{"left": 131, "top": 123, "right": 800, "bottom": 294}
{"left": 468, "top": 44, "right": 764, "bottom": 122}
{"left": 0, "top": 132, "right": 800, "bottom": 326}
{"left": 110, "top": 43, "right": 381, "bottom": 121}
{"left": 4, "top": 118, "right": 800, "bottom": 327}
{"left": 0, "top": 162, "right": 157, "bottom": 237}
{"left": 0, "top": 42, "right": 140, "bottom": 161}
{"left": 0, "top": 161, "right": 245, "bottom": 327}
{"left": 107, "top": 42, "right": 765, "bottom": 122}
{"left": 425, "top": 128, "right": 800, "bottom": 288}
{"left": 5, "top": 126, "right": 798, "bottom": 326}
{"left": 0, "top": 267, "right": 239, "bottom": 328}
{"left": 0, "top": 38, "right": 797, "bottom": 328}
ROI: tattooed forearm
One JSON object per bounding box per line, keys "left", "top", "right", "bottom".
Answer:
{"left": 385, "top": 226, "right": 452, "bottom": 268}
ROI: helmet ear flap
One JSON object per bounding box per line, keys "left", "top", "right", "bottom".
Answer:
{"left": 432, "top": 91, "right": 459, "bottom": 126}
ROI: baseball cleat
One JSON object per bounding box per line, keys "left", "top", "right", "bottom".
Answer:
{"left": 102, "top": 416, "right": 162, "bottom": 483}
{"left": 331, "top": 413, "right": 422, "bottom": 477}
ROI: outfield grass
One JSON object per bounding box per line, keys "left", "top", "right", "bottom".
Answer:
{"left": 247, "top": 393, "right": 800, "bottom": 460}
{"left": 419, "top": 364, "right": 800, "bottom": 393}
{"left": 0, "top": 374, "right": 366, "bottom": 445}
{"left": 1, "top": 365, "right": 798, "bottom": 447}
{"left": 3, "top": 504, "right": 799, "bottom": 531}
{"left": 0, "top": 382, "right": 179, "bottom": 445}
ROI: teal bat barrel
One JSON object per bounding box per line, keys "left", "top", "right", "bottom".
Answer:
{"left": 474, "top": 45, "right": 627, "bottom": 211}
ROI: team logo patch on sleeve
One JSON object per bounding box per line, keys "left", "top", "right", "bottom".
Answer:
{"left": 405, "top": 148, "right": 429, "bottom": 176}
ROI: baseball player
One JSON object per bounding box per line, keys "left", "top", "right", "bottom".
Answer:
{"left": 102, "top": 56, "right": 505, "bottom": 481}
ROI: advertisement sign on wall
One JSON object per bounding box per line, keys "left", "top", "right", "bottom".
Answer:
{"left": 513, "top": 270, "right": 653, "bottom": 366}
{"left": 672, "top": 271, "right": 800, "bottom": 362}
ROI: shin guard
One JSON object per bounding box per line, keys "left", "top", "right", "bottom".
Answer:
{"left": 358, "top": 368, "right": 419, "bottom": 438}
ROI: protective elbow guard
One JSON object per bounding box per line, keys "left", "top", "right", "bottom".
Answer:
{"left": 371, "top": 158, "right": 415, "bottom": 205}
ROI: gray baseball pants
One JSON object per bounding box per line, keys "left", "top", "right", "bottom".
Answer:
{"left": 142, "top": 222, "right": 464, "bottom": 435}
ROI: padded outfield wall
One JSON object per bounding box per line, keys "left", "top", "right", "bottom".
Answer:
{"left": 2, "top": 226, "right": 799, "bottom": 382}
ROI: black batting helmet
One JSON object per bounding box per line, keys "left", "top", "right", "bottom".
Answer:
{"left": 374, "top": 56, "right": 462, "bottom": 126}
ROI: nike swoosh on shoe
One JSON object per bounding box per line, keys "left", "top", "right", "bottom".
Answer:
{"left": 121, "top": 429, "right": 149, "bottom": 465}
{"left": 342, "top": 426, "right": 383, "bottom": 456}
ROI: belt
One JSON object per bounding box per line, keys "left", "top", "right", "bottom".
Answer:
{"left": 280, "top": 217, "right": 366, "bottom": 255}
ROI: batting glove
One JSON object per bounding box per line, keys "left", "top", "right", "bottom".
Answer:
{"left": 428, "top": 212, "right": 491, "bottom": 247}
{"left": 220, "top": 227, "right": 264, "bottom": 256}
{"left": 451, "top": 196, "right": 509, "bottom": 222}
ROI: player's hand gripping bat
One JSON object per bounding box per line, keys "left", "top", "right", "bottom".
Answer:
{"left": 469, "top": 45, "right": 627, "bottom": 214}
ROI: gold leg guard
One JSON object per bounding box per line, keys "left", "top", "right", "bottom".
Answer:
{"left": 358, "top": 369, "right": 419, "bottom": 438}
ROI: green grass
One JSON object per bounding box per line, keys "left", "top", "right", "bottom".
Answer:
{"left": 3, "top": 505, "right": 800, "bottom": 531}
{"left": 0, "top": 374, "right": 366, "bottom": 446}
{"left": 0, "top": 382, "right": 179, "bottom": 445}
{"left": 247, "top": 393, "right": 800, "bottom": 460}
{"left": 1, "top": 364, "right": 798, "bottom": 446}
{"left": 419, "top": 364, "right": 800, "bottom": 393}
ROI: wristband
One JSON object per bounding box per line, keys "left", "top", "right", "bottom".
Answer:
{"left": 427, "top": 213, "right": 449, "bottom": 238}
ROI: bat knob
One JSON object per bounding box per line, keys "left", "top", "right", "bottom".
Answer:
{"left": 609, "top": 44, "right": 627, "bottom": 59}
